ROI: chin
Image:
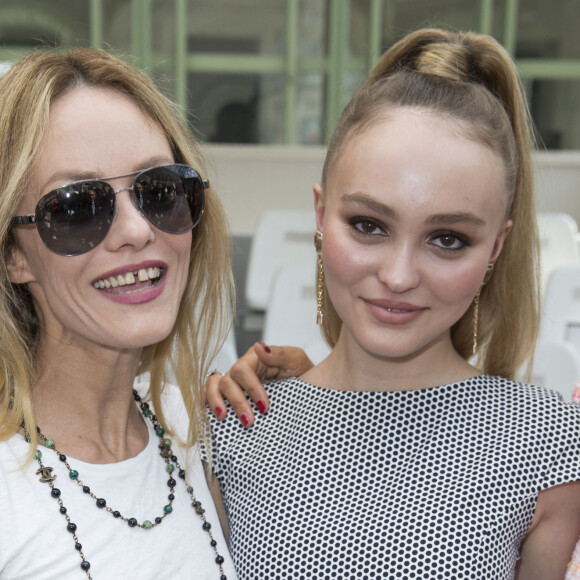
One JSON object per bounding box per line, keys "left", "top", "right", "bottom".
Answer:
{"left": 357, "top": 335, "right": 438, "bottom": 362}
{"left": 109, "top": 321, "right": 177, "bottom": 350}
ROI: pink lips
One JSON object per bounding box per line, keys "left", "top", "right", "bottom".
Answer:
{"left": 92, "top": 260, "right": 168, "bottom": 305}
{"left": 363, "top": 298, "right": 427, "bottom": 325}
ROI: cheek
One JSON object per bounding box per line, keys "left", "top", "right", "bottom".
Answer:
{"left": 16, "top": 249, "right": 63, "bottom": 299}
{"left": 171, "top": 232, "right": 193, "bottom": 291}
{"left": 430, "top": 260, "right": 486, "bottom": 307}
{"left": 322, "top": 232, "right": 369, "bottom": 287}
{"left": 27, "top": 255, "right": 79, "bottom": 296}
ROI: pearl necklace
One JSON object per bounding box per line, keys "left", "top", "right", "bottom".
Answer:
{"left": 25, "top": 390, "right": 227, "bottom": 579}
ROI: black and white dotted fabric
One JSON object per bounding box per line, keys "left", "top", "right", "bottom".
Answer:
{"left": 210, "top": 375, "right": 580, "bottom": 580}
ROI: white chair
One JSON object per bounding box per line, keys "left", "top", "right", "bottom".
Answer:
{"left": 537, "top": 212, "right": 580, "bottom": 296}
{"left": 539, "top": 265, "right": 580, "bottom": 346}
{"left": 245, "top": 209, "right": 317, "bottom": 311}
{"left": 531, "top": 339, "right": 580, "bottom": 402}
{"left": 262, "top": 263, "right": 331, "bottom": 364}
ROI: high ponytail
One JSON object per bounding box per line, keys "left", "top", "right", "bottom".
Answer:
{"left": 319, "top": 29, "right": 539, "bottom": 380}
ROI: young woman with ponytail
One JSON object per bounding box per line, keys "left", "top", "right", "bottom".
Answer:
{"left": 207, "top": 28, "right": 580, "bottom": 579}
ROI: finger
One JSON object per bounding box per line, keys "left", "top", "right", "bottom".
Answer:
{"left": 216, "top": 372, "right": 257, "bottom": 428}
{"left": 254, "top": 342, "right": 314, "bottom": 378}
{"left": 205, "top": 371, "right": 229, "bottom": 420}
{"left": 228, "top": 358, "right": 271, "bottom": 416}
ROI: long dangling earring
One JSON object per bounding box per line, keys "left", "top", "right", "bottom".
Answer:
{"left": 472, "top": 263, "right": 494, "bottom": 355}
{"left": 314, "top": 230, "right": 324, "bottom": 325}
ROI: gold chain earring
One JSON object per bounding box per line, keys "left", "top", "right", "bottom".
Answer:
{"left": 472, "top": 263, "right": 494, "bottom": 355}
{"left": 314, "top": 230, "right": 324, "bottom": 325}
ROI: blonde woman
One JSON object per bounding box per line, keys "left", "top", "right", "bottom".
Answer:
{"left": 0, "top": 47, "right": 239, "bottom": 578}
{"left": 207, "top": 29, "right": 580, "bottom": 580}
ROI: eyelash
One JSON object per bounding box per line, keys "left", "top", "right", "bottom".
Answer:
{"left": 429, "top": 231, "right": 471, "bottom": 252}
{"left": 348, "top": 217, "right": 470, "bottom": 252}
{"left": 348, "top": 217, "right": 385, "bottom": 237}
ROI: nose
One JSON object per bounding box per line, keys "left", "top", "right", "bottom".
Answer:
{"left": 103, "top": 189, "right": 155, "bottom": 252}
{"left": 376, "top": 242, "right": 421, "bottom": 293}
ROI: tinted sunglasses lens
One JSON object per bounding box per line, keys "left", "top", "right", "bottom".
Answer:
{"left": 134, "top": 165, "right": 205, "bottom": 234}
{"left": 35, "top": 182, "right": 115, "bottom": 256}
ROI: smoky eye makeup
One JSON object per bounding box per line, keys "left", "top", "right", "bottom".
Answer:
{"left": 428, "top": 230, "right": 471, "bottom": 252}
{"left": 347, "top": 216, "right": 387, "bottom": 237}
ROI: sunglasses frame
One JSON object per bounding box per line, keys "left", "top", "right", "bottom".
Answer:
{"left": 11, "top": 163, "right": 208, "bottom": 256}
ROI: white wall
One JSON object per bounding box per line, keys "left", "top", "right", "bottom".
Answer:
{"left": 205, "top": 145, "right": 326, "bottom": 236}
{"left": 205, "top": 145, "right": 580, "bottom": 236}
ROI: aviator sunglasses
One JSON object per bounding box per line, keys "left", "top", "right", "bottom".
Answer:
{"left": 11, "top": 163, "right": 207, "bottom": 256}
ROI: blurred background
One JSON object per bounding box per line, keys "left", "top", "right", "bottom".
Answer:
{"left": 3, "top": 1, "right": 580, "bottom": 392}
{"left": 1, "top": 0, "right": 578, "bottom": 148}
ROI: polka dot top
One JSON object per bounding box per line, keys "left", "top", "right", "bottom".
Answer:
{"left": 210, "top": 375, "right": 580, "bottom": 580}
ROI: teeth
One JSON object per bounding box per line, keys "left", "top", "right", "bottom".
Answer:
{"left": 94, "top": 267, "right": 161, "bottom": 290}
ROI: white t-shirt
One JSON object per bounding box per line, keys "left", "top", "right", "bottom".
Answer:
{"left": 0, "top": 383, "right": 236, "bottom": 580}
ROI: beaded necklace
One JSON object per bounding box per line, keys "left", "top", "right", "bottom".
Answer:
{"left": 24, "top": 390, "right": 227, "bottom": 579}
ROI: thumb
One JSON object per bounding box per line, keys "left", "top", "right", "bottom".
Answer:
{"left": 254, "top": 341, "right": 314, "bottom": 378}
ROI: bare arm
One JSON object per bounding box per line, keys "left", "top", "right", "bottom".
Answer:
{"left": 205, "top": 468, "right": 230, "bottom": 544}
{"left": 515, "top": 481, "right": 580, "bottom": 580}
{"left": 206, "top": 341, "right": 314, "bottom": 427}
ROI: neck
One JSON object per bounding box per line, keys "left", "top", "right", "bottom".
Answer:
{"left": 303, "top": 331, "right": 479, "bottom": 392}
{"left": 30, "top": 340, "right": 148, "bottom": 463}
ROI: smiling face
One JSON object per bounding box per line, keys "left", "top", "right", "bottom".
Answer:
{"left": 9, "top": 86, "right": 192, "bottom": 353}
{"left": 315, "top": 108, "right": 512, "bottom": 371}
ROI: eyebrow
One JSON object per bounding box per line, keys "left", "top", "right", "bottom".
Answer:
{"left": 341, "top": 193, "right": 487, "bottom": 227}
{"left": 341, "top": 193, "right": 398, "bottom": 219}
{"left": 426, "top": 212, "right": 486, "bottom": 227}
{"left": 43, "top": 157, "right": 174, "bottom": 190}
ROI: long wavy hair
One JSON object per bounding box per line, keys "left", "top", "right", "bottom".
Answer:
{"left": 0, "top": 48, "right": 234, "bottom": 454}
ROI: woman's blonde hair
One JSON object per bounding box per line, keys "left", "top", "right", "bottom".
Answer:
{"left": 0, "top": 48, "right": 234, "bottom": 451}
{"left": 319, "top": 28, "right": 539, "bottom": 380}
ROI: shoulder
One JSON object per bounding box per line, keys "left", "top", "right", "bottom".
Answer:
{"left": 262, "top": 376, "right": 315, "bottom": 399}
{"left": 495, "top": 375, "right": 580, "bottom": 429}
{"left": 465, "top": 374, "right": 578, "bottom": 413}
{"left": 0, "top": 433, "right": 30, "bottom": 475}
{"left": 208, "top": 376, "right": 308, "bottom": 439}
{"left": 449, "top": 375, "right": 580, "bottom": 452}
{"left": 477, "top": 375, "right": 580, "bottom": 477}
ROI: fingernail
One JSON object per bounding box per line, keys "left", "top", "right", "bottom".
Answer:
{"left": 214, "top": 406, "right": 223, "bottom": 419}
{"left": 256, "top": 400, "right": 267, "bottom": 415}
{"left": 241, "top": 414, "right": 250, "bottom": 428}
{"left": 258, "top": 341, "right": 271, "bottom": 354}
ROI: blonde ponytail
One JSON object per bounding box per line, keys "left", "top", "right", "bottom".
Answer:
{"left": 320, "top": 29, "right": 539, "bottom": 380}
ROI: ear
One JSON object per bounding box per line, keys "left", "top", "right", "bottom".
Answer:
{"left": 313, "top": 183, "right": 325, "bottom": 232}
{"left": 5, "top": 242, "right": 36, "bottom": 285}
{"left": 489, "top": 219, "right": 513, "bottom": 264}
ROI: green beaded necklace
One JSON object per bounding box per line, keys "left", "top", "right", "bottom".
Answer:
{"left": 25, "top": 390, "right": 227, "bottom": 579}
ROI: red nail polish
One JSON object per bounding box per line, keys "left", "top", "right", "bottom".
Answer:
{"left": 214, "top": 406, "right": 223, "bottom": 419}
{"left": 241, "top": 414, "right": 250, "bottom": 427}
{"left": 258, "top": 341, "right": 272, "bottom": 354}
{"left": 256, "top": 400, "right": 267, "bottom": 415}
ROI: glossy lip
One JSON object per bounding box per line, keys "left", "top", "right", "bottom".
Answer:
{"left": 92, "top": 260, "right": 168, "bottom": 305}
{"left": 363, "top": 297, "right": 428, "bottom": 325}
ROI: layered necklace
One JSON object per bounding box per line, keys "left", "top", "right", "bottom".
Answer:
{"left": 24, "top": 390, "right": 227, "bottom": 579}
